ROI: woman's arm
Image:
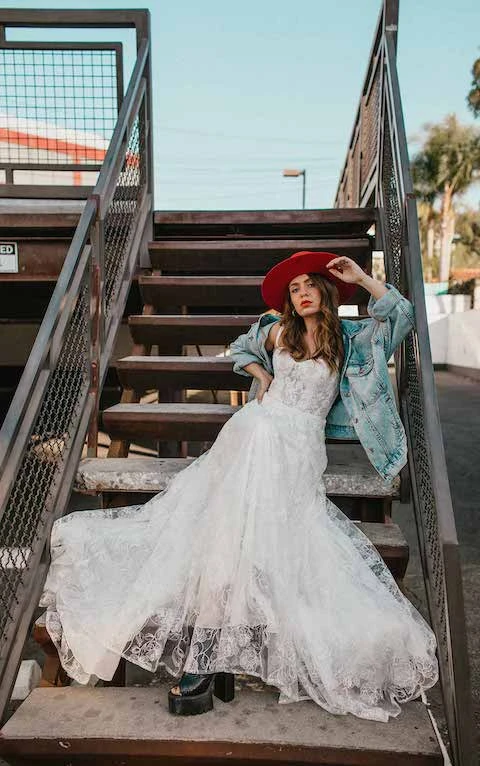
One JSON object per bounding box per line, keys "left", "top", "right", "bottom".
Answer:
{"left": 356, "top": 273, "right": 388, "bottom": 300}
{"left": 244, "top": 324, "right": 279, "bottom": 401}
{"left": 243, "top": 362, "right": 273, "bottom": 402}
{"left": 229, "top": 320, "right": 279, "bottom": 401}
{"left": 326, "top": 256, "right": 415, "bottom": 357}
{"left": 264, "top": 321, "right": 281, "bottom": 351}
{"left": 325, "top": 256, "right": 388, "bottom": 299}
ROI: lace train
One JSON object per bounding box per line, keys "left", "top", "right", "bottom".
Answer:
{"left": 40, "top": 391, "right": 438, "bottom": 722}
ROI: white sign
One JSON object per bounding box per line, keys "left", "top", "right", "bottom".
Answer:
{"left": 0, "top": 242, "right": 19, "bottom": 273}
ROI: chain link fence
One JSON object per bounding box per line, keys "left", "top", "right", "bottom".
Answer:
{"left": 104, "top": 108, "right": 146, "bottom": 320}
{"left": 0, "top": 42, "right": 122, "bottom": 187}
{"left": 0, "top": 269, "right": 90, "bottom": 647}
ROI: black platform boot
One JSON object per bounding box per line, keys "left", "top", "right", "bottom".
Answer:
{"left": 168, "top": 671, "right": 235, "bottom": 716}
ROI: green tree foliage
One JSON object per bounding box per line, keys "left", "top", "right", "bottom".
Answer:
{"left": 453, "top": 208, "right": 480, "bottom": 268}
{"left": 415, "top": 200, "right": 439, "bottom": 281}
{"left": 467, "top": 57, "right": 480, "bottom": 118}
{"left": 411, "top": 115, "right": 480, "bottom": 281}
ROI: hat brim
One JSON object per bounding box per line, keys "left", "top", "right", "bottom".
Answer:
{"left": 261, "top": 251, "right": 358, "bottom": 312}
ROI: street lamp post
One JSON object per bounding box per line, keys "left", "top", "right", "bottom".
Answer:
{"left": 283, "top": 168, "right": 306, "bottom": 209}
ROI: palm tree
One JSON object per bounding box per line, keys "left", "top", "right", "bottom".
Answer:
{"left": 467, "top": 57, "right": 480, "bottom": 118}
{"left": 411, "top": 155, "right": 439, "bottom": 281}
{"left": 415, "top": 201, "right": 439, "bottom": 282}
{"left": 411, "top": 115, "right": 480, "bottom": 282}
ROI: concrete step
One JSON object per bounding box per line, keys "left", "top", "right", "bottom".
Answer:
{"left": 73, "top": 456, "right": 405, "bottom": 577}
{"left": 139, "top": 275, "right": 366, "bottom": 310}
{"left": 75, "top": 447, "right": 400, "bottom": 500}
{"left": 148, "top": 237, "right": 370, "bottom": 275}
{"left": 116, "top": 355, "right": 251, "bottom": 392}
{"left": 0, "top": 685, "right": 441, "bottom": 765}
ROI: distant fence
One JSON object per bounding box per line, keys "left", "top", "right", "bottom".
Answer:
{"left": 0, "top": 11, "right": 125, "bottom": 196}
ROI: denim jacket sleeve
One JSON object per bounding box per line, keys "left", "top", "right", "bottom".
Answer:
{"left": 229, "top": 314, "right": 278, "bottom": 377}
{"left": 367, "top": 283, "right": 415, "bottom": 359}
{"left": 229, "top": 325, "right": 262, "bottom": 377}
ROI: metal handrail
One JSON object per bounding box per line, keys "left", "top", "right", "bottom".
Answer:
{"left": 0, "top": 207, "right": 95, "bottom": 491}
{"left": 0, "top": 15, "right": 152, "bottom": 718}
{"left": 334, "top": 2, "right": 475, "bottom": 764}
{"left": 334, "top": 2, "right": 385, "bottom": 207}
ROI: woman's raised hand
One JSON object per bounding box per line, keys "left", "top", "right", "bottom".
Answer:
{"left": 325, "top": 256, "right": 366, "bottom": 285}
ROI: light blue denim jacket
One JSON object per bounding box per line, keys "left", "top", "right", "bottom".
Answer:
{"left": 229, "top": 284, "right": 415, "bottom": 481}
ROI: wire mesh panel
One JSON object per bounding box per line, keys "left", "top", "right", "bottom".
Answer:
{"left": 333, "top": 3, "right": 475, "bottom": 760}
{"left": 379, "top": 116, "right": 402, "bottom": 287}
{"left": 103, "top": 102, "right": 146, "bottom": 321}
{"left": 0, "top": 12, "right": 152, "bottom": 721}
{"left": 360, "top": 58, "right": 381, "bottom": 192}
{"left": 0, "top": 43, "right": 121, "bottom": 178}
{"left": 345, "top": 152, "right": 354, "bottom": 206}
{"left": 380, "top": 101, "right": 459, "bottom": 758}
{"left": 351, "top": 135, "right": 361, "bottom": 207}
{"left": 0, "top": 267, "right": 90, "bottom": 650}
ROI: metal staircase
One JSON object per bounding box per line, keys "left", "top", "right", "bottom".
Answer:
{"left": 0, "top": 3, "right": 475, "bottom": 765}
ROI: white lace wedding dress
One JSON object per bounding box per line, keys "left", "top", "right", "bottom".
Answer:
{"left": 40, "top": 326, "right": 439, "bottom": 722}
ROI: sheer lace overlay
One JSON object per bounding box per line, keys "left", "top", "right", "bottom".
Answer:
{"left": 40, "top": 326, "right": 438, "bottom": 721}
{"left": 268, "top": 325, "right": 340, "bottom": 417}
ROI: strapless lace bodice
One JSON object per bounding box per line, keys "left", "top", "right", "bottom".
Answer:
{"left": 267, "top": 325, "right": 340, "bottom": 418}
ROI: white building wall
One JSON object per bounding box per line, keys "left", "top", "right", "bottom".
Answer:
{"left": 424, "top": 292, "right": 480, "bottom": 370}
{"left": 445, "top": 312, "right": 480, "bottom": 369}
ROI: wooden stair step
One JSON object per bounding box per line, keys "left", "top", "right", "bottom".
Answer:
{"left": 76, "top": 451, "right": 400, "bottom": 499}
{"left": 102, "top": 403, "right": 362, "bottom": 445}
{"left": 128, "top": 314, "right": 259, "bottom": 347}
{"left": 0, "top": 198, "right": 84, "bottom": 229}
{"left": 148, "top": 237, "right": 371, "bottom": 274}
{"left": 116, "top": 355, "right": 251, "bottom": 392}
{"left": 139, "top": 276, "right": 365, "bottom": 309}
{"left": 153, "top": 207, "right": 377, "bottom": 237}
{"left": 139, "top": 275, "right": 266, "bottom": 309}
{"left": 128, "top": 313, "right": 369, "bottom": 348}
{"left": 0, "top": 686, "right": 441, "bottom": 765}
{"left": 0, "top": 237, "right": 71, "bottom": 278}
{"left": 102, "top": 403, "right": 239, "bottom": 442}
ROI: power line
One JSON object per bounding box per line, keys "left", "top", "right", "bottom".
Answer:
{"left": 157, "top": 177, "right": 338, "bottom": 188}
{"left": 157, "top": 125, "right": 345, "bottom": 146}
{"left": 154, "top": 158, "right": 340, "bottom": 168}
{"left": 154, "top": 162, "right": 338, "bottom": 173}
{"left": 157, "top": 188, "right": 330, "bottom": 203}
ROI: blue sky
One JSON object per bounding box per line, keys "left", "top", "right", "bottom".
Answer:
{"left": 2, "top": 0, "right": 480, "bottom": 210}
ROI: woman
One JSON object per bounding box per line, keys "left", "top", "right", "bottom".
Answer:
{"left": 40, "top": 251, "right": 439, "bottom": 723}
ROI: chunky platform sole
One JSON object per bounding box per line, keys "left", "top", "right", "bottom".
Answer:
{"left": 168, "top": 672, "right": 235, "bottom": 716}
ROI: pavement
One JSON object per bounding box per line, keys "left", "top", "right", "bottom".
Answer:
{"left": 435, "top": 372, "right": 480, "bottom": 747}
{"left": 396, "top": 371, "right": 480, "bottom": 753}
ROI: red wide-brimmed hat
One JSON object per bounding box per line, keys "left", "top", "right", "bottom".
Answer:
{"left": 261, "top": 250, "right": 357, "bottom": 312}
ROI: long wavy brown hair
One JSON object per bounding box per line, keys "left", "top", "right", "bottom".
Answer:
{"left": 279, "top": 273, "right": 344, "bottom": 372}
